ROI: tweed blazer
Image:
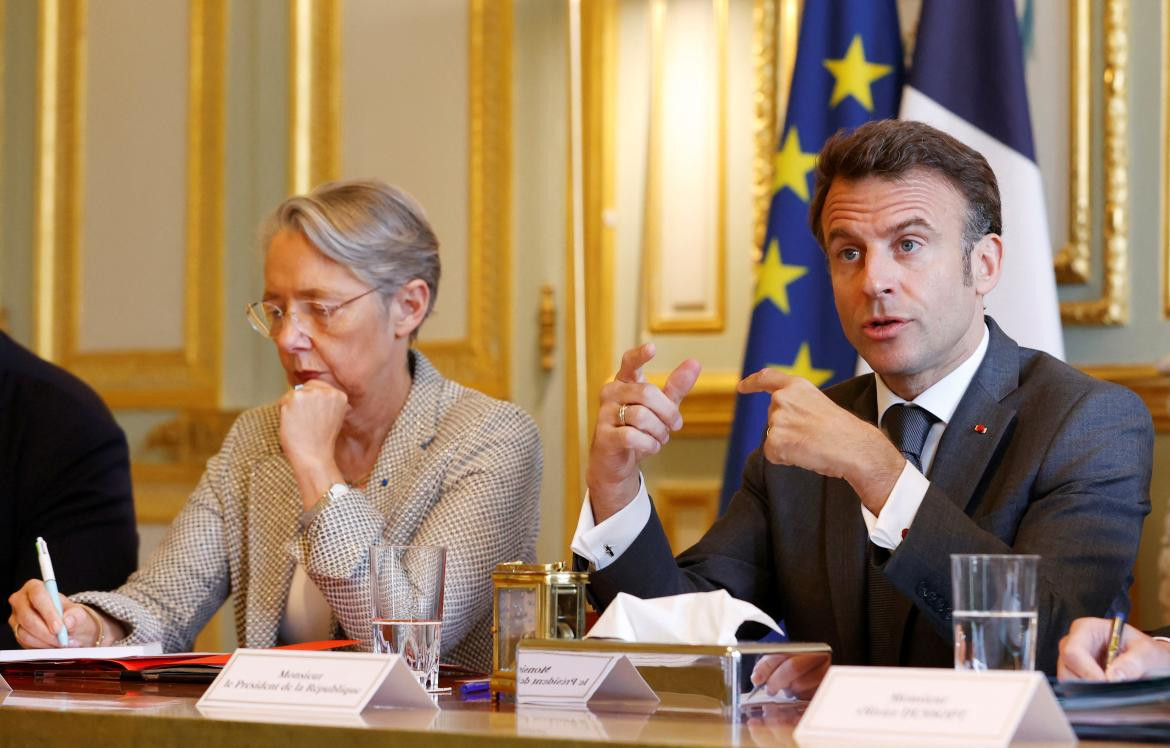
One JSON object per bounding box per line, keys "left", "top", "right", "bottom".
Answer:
{"left": 587, "top": 318, "right": 1152, "bottom": 674}
{"left": 74, "top": 351, "right": 541, "bottom": 671}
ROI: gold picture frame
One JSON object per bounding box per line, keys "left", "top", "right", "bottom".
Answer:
{"left": 289, "top": 0, "right": 513, "bottom": 400}
{"left": 33, "top": 0, "right": 225, "bottom": 409}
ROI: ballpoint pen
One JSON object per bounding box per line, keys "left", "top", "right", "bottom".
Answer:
{"left": 36, "top": 537, "right": 70, "bottom": 647}
{"left": 1104, "top": 612, "right": 1126, "bottom": 670}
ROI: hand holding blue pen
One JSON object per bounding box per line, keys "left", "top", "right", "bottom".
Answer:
{"left": 36, "top": 537, "right": 71, "bottom": 647}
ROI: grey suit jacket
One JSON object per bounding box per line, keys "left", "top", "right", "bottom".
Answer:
{"left": 588, "top": 319, "right": 1152, "bottom": 674}
{"left": 75, "top": 351, "right": 542, "bottom": 671}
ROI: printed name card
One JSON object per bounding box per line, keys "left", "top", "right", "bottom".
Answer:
{"left": 515, "top": 649, "right": 658, "bottom": 712}
{"left": 793, "top": 666, "right": 1075, "bottom": 747}
{"left": 196, "top": 648, "right": 436, "bottom": 716}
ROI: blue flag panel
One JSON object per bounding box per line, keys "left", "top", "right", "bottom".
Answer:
{"left": 719, "top": 0, "right": 903, "bottom": 513}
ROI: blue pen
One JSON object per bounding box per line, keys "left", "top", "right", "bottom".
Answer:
{"left": 36, "top": 537, "right": 70, "bottom": 647}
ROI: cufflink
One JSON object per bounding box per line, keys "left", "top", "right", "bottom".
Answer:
{"left": 604, "top": 544, "right": 614, "bottom": 557}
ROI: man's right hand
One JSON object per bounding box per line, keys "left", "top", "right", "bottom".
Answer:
{"left": 750, "top": 652, "right": 831, "bottom": 700}
{"left": 585, "top": 343, "right": 700, "bottom": 523}
{"left": 1057, "top": 616, "right": 1170, "bottom": 681}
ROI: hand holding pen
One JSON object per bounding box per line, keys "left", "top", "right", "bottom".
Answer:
{"left": 36, "top": 537, "right": 70, "bottom": 646}
{"left": 7, "top": 539, "right": 123, "bottom": 648}
{"left": 1057, "top": 615, "right": 1170, "bottom": 681}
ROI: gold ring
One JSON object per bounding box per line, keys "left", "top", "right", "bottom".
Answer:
{"left": 617, "top": 403, "right": 628, "bottom": 427}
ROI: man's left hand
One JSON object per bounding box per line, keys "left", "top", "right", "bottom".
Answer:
{"left": 738, "top": 369, "right": 905, "bottom": 515}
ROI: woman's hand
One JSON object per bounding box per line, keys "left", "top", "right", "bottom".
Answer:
{"left": 7, "top": 579, "right": 123, "bottom": 648}
{"left": 279, "top": 380, "right": 349, "bottom": 509}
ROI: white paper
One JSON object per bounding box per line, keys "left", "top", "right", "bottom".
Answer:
{"left": 0, "top": 642, "right": 163, "bottom": 663}
{"left": 197, "top": 649, "right": 436, "bottom": 716}
{"left": 516, "top": 649, "right": 658, "bottom": 711}
{"left": 794, "top": 666, "right": 1075, "bottom": 747}
{"left": 585, "top": 590, "right": 783, "bottom": 645}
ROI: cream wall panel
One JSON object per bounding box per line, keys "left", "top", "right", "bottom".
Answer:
{"left": 513, "top": 0, "right": 568, "bottom": 562}
{"left": 1026, "top": 0, "right": 1070, "bottom": 258}
{"left": 81, "top": 0, "right": 187, "bottom": 352}
{"left": 612, "top": 0, "right": 754, "bottom": 372}
{"left": 339, "top": 0, "right": 468, "bottom": 343}
{"left": 1, "top": 0, "right": 37, "bottom": 342}
{"left": 645, "top": 0, "right": 723, "bottom": 330}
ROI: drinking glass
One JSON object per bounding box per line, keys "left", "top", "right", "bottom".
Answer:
{"left": 370, "top": 544, "right": 446, "bottom": 690}
{"left": 951, "top": 553, "right": 1039, "bottom": 671}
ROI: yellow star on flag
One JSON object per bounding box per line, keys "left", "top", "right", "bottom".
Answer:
{"left": 770, "top": 342, "right": 834, "bottom": 387}
{"left": 772, "top": 127, "right": 819, "bottom": 202}
{"left": 754, "top": 239, "right": 808, "bottom": 314}
{"left": 823, "top": 34, "right": 894, "bottom": 111}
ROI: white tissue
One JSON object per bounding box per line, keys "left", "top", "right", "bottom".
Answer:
{"left": 584, "top": 589, "right": 784, "bottom": 645}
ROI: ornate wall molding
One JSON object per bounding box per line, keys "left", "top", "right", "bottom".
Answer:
{"left": 1057, "top": 0, "right": 1129, "bottom": 325}
{"left": 651, "top": 480, "right": 721, "bottom": 554}
{"left": 33, "top": 0, "right": 225, "bottom": 408}
{"left": 1162, "top": 0, "right": 1170, "bottom": 319}
{"left": 751, "top": 0, "right": 799, "bottom": 259}
{"left": 289, "top": 0, "right": 338, "bottom": 195}
{"left": 291, "top": 0, "right": 511, "bottom": 400}
{"left": 563, "top": 0, "right": 619, "bottom": 550}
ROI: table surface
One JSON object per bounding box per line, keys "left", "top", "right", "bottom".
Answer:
{"left": 0, "top": 675, "right": 1145, "bottom": 747}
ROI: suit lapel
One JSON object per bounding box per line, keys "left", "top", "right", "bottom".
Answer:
{"left": 928, "top": 319, "right": 1019, "bottom": 513}
{"left": 245, "top": 455, "right": 301, "bottom": 646}
{"left": 825, "top": 376, "right": 877, "bottom": 665}
{"left": 888, "top": 320, "right": 1019, "bottom": 659}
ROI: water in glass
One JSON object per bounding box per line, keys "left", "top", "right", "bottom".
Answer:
{"left": 373, "top": 618, "right": 442, "bottom": 691}
{"left": 952, "top": 609, "right": 1037, "bottom": 671}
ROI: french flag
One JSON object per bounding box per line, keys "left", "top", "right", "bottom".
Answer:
{"left": 900, "top": 0, "right": 1064, "bottom": 359}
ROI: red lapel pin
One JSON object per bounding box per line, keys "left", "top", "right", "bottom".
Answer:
{"left": 973, "top": 424, "right": 988, "bottom": 434}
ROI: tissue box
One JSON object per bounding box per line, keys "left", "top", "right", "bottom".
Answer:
{"left": 515, "top": 638, "right": 831, "bottom": 713}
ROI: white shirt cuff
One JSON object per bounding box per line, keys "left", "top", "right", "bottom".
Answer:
{"left": 570, "top": 474, "right": 652, "bottom": 571}
{"left": 861, "top": 461, "right": 930, "bottom": 550}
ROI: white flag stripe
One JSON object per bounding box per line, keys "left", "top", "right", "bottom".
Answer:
{"left": 900, "top": 87, "right": 1064, "bottom": 360}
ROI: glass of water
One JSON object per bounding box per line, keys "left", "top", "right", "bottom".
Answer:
{"left": 951, "top": 554, "right": 1038, "bottom": 671}
{"left": 370, "top": 544, "right": 446, "bottom": 691}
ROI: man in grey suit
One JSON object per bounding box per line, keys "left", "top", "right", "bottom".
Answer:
{"left": 572, "top": 120, "right": 1152, "bottom": 692}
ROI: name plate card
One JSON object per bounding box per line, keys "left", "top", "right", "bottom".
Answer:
{"left": 516, "top": 649, "right": 658, "bottom": 711}
{"left": 197, "top": 649, "right": 436, "bottom": 716}
{"left": 794, "top": 666, "right": 1074, "bottom": 747}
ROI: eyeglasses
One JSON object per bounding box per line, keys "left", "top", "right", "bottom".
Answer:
{"left": 246, "top": 287, "right": 379, "bottom": 338}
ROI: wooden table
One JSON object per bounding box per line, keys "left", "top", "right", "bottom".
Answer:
{"left": 0, "top": 675, "right": 1143, "bottom": 747}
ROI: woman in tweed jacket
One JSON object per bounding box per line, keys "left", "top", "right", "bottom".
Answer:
{"left": 9, "top": 180, "right": 541, "bottom": 672}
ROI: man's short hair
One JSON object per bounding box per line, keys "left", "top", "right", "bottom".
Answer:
{"left": 808, "top": 120, "right": 1002, "bottom": 265}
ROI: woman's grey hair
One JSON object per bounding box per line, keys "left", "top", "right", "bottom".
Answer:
{"left": 261, "top": 179, "right": 441, "bottom": 335}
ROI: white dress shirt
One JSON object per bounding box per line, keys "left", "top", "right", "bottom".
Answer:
{"left": 573, "top": 324, "right": 990, "bottom": 570}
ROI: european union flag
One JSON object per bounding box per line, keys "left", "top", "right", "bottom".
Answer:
{"left": 719, "top": 1, "right": 904, "bottom": 513}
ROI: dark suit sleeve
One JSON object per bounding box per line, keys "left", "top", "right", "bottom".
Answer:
{"left": 885, "top": 383, "right": 1152, "bottom": 673}
{"left": 585, "top": 447, "right": 784, "bottom": 624}
{"left": 1, "top": 377, "right": 139, "bottom": 650}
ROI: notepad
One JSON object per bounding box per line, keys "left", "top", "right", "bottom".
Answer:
{"left": 0, "top": 642, "right": 163, "bottom": 663}
{"left": 0, "top": 639, "right": 358, "bottom": 682}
